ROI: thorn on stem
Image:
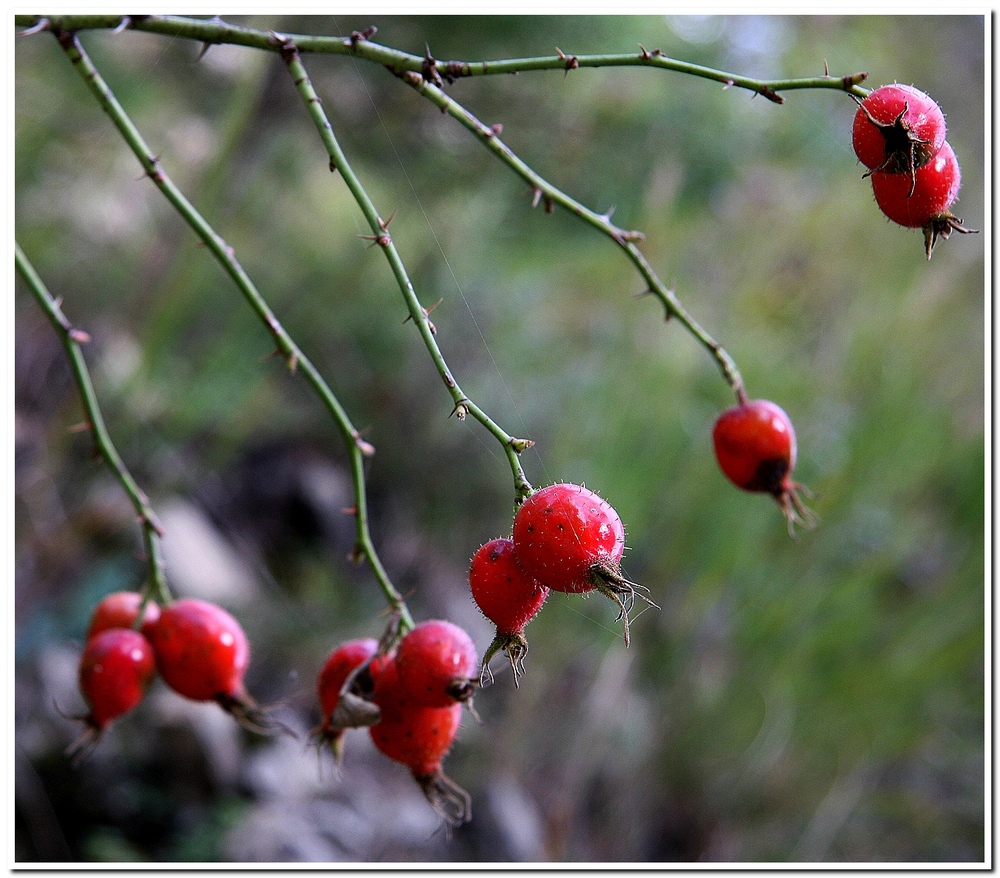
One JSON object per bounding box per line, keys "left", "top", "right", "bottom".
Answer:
{"left": 530, "top": 188, "right": 543, "bottom": 209}
{"left": 68, "top": 421, "right": 92, "bottom": 434}
{"left": 68, "top": 328, "right": 91, "bottom": 344}
{"left": 352, "top": 429, "right": 376, "bottom": 457}
{"left": 347, "top": 25, "right": 377, "bottom": 48}
{"left": 486, "top": 123, "right": 503, "bottom": 138}
{"left": 638, "top": 43, "right": 651, "bottom": 60}
{"left": 555, "top": 47, "right": 579, "bottom": 75}
{"left": 757, "top": 85, "right": 784, "bottom": 104}
{"left": 20, "top": 18, "right": 51, "bottom": 36}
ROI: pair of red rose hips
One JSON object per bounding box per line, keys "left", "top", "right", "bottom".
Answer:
{"left": 73, "top": 592, "right": 273, "bottom": 756}
{"left": 316, "top": 620, "right": 476, "bottom": 826}
{"left": 470, "top": 482, "right": 655, "bottom": 684}
{"left": 852, "top": 83, "right": 975, "bottom": 258}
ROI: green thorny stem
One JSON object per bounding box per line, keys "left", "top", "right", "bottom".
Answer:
{"left": 51, "top": 28, "right": 414, "bottom": 630}
{"left": 16, "top": 17, "right": 874, "bottom": 407}
{"left": 14, "top": 15, "right": 871, "bottom": 101}
{"left": 278, "top": 40, "right": 535, "bottom": 503}
{"left": 15, "top": 243, "right": 171, "bottom": 607}
{"left": 394, "top": 70, "right": 750, "bottom": 402}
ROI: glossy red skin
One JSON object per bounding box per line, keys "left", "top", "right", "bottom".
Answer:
{"left": 148, "top": 598, "right": 249, "bottom": 702}
{"left": 79, "top": 628, "right": 156, "bottom": 728}
{"left": 395, "top": 621, "right": 477, "bottom": 708}
{"left": 317, "top": 638, "right": 379, "bottom": 720}
{"left": 469, "top": 538, "right": 548, "bottom": 633}
{"left": 86, "top": 591, "right": 161, "bottom": 641}
{"left": 369, "top": 660, "right": 462, "bottom": 777}
{"left": 713, "top": 399, "right": 797, "bottom": 496}
{"left": 511, "top": 483, "right": 626, "bottom": 594}
{"left": 872, "top": 141, "right": 961, "bottom": 228}
{"left": 853, "top": 84, "right": 945, "bottom": 171}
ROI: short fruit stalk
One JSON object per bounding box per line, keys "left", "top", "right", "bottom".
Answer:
{"left": 469, "top": 537, "right": 548, "bottom": 685}
{"left": 511, "top": 483, "right": 656, "bottom": 646}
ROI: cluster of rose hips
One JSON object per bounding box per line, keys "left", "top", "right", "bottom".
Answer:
{"left": 852, "top": 83, "right": 976, "bottom": 259}
{"left": 315, "top": 620, "right": 477, "bottom": 826}
{"left": 71, "top": 592, "right": 274, "bottom": 759}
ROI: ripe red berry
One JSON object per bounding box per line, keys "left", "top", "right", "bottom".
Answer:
{"left": 148, "top": 598, "right": 279, "bottom": 733}
{"left": 712, "top": 398, "right": 815, "bottom": 534}
{"left": 852, "top": 84, "right": 946, "bottom": 178}
{"left": 71, "top": 628, "right": 156, "bottom": 758}
{"left": 469, "top": 538, "right": 548, "bottom": 684}
{"left": 512, "top": 483, "right": 653, "bottom": 645}
{"left": 870, "top": 140, "right": 975, "bottom": 258}
{"left": 395, "top": 620, "right": 477, "bottom": 708}
{"left": 369, "top": 659, "right": 470, "bottom": 826}
{"left": 86, "top": 591, "right": 160, "bottom": 641}
{"left": 314, "top": 637, "right": 391, "bottom": 763}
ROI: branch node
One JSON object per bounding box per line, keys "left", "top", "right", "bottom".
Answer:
{"left": 509, "top": 437, "right": 535, "bottom": 453}
{"left": 450, "top": 400, "right": 470, "bottom": 420}
{"left": 486, "top": 123, "right": 504, "bottom": 138}
{"left": 555, "top": 47, "right": 579, "bottom": 75}
{"left": 422, "top": 43, "right": 444, "bottom": 87}
{"left": 757, "top": 85, "right": 784, "bottom": 104}
{"left": 843, "top": 71, "right": 869, "bottom": 89}
{"left": 347, "top": 26, "right": 377, "bottom": 48}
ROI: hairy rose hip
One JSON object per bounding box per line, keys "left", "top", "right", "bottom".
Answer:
{"left": 512, "top": 483, "right": 654, "bottom": 646}
{"left": 148, "top": 598, "right": 279, "bottom": 734}
{"left": 71, "top": 627, "right": 156, "bottom": 758}
{"left": 369, "top": 659, "right": 470, "bottom": 826}
{"left": 395, "top": 620, "right": 477, "bottom": 708}
{"left": 712, "top": 398, "right": 815, "bottom": 534}
{"left": 86, "top": 590, "right": 160, "bottom": 641}
{"left": 314, "top": 637, "right": 390, "bottom": 764}
{"left": 852, "top": 84, "right": 946, "bottom": 182}
{"left": 469, "top": 537, "right": 548, "bottom": 685}
{"left": 870, "top": 141, "right": 975, "bottom": 259}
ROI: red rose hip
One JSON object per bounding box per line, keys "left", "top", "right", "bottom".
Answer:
{"left": 148, "top": 598, "right": 279, "bottom": 734}
{"left": 512, "top": 483, "right": 654, "bottom": 645}
{"left": 395, "top": 620, "right": 477, "bottom": 708}
{"left": 713, "top": 398, "right": 815, "bottom": 534}
{"left": 469, "top": 537, "right": 548, "bottom": 684}
{"left": 86, "top": 590, "right": 160, "bottom": 641}
{"left": 369, "top": 659, "right": 470, "bottom": 826}
{"left": 852, "top": 83, "right": 946, "bottom": 178}
{"left": 70, "top": 627, "right": 156, "bottom": 758}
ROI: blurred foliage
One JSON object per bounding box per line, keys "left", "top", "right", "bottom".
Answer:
{"left": 15, "top": 14, "right": 985, "bottom": 864}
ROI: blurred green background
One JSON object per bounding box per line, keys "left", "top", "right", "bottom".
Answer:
{"left": 15, "top": 15, "right": 985, "bottom": 863}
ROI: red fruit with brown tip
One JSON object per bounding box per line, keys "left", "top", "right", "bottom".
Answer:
{"left": 148, "top": 598, "right": 281, "bottom": 734}
{"left": 314, "top": 637, "right": 391, "bottom": 762}
{"left": 395, "top": 620, "right": 477, "bottom": 708}
{"left": 852, "top": 83, "right": 946, "bottom": 176}
{"left": 79, "top": 628, "right": 156, "bottom": 729}
{"left": 369, "top": 659, "right": 470, "bottom": 826}
{"left": 712, "top": 398, "right": 815, "bottom": 534}
{"left": 469, "top": 538, "right": 548, "bottom": 684}
{"left": 512, "top": 483, "right": 654, "bottom": 646}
